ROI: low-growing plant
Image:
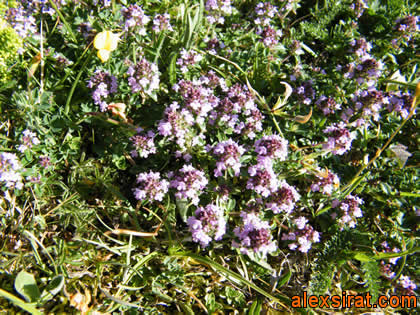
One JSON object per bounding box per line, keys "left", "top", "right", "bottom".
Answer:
{"left": 0, "top": 0, "right": 418, "bottom": 313}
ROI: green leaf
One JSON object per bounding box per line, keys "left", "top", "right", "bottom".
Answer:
{"left": 248, "top": 299, "right": 262, "bottom": 315}
{"left": 14, "top": 271, "right": 41, "bottom": 303}
{"left": 353, "top": 252, "right": 375, "bottom": 262}
{"left": 40, "top": 275, "right": 65, "bottom": 303}
{"left": 176, "top": 199, "right": 190, "bottom": 223}
{"left": 0, "top": 288, "right": 42, "bottom": 315}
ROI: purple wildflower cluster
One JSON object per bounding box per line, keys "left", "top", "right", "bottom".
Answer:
{"left": 121, "top": 4, "right": 150, "bottom": 34}
{"left": 176, "top": 49, "right": 203, "bottom": 74}
{"left": 394, "top": 16, "right": 419, "bottom": 43}
{"left": 255, "top": 2, "right": 278, "bottom": 26}
{"left": 133, "top": 171, "right": 169, "bottom": 202}
{"left": 350, "top": 87, "right": 384, "bottom": 122}
{"left": 311, "top": 171, "right": 340, "bottom": 195}
{"left": 175, "top": 79, "right": 219, "bottom": 124}
{"left": 349, "top": 38, "right": 372, "bottom": 58}
{"left": 265, "top": 180, "right": 300, "bottom": 214}
{"left": 169, "top": 165, "right": 208, "bottom": 205}
{"left": 323, "top": 123, "right": 354, "bottom": 155}
{"left": 205, "top": 0, "right": 233, "bottom": 24}
{"left": 281, "top": 216, "right": 320, "bottom": 253}
{"left": 294, "top": 80, "right": 316, "bottom": 105}
{"left": 350, "top": 0, "right": 368, "bottom": 18}
{"left": 247, "top": 158, "right": 279, "bottom": 197}
{"left": 209, "top": 83, "right": 263, "bottom": 139}
{"left": 5, "top": 5, "right": 37, "bottom": 39}
{"left": 208, "top": 139, "right": 245, "bottom": 177}
{"left": 127, "top": 58, "right": 159, "bottom": 95}
{"left": 158, "top": 102, "right": 195, "bottom": 150}
{"left": 204, "top": 37, "right": 226, "bottom": 55}
{"left": 254, "top": 134, "right": 288, "bottom": 161}
{"left": 152, "top": 14, "right": 173, "bottom": 33}
{"left": 398, "top": 276, "right": 417, "bottom": 295}
{"left": 344, "top": 56, "right": 383, "bottom": 85}
{"left": 385, "top": 91, "right": 414, "bottom": 119}
{"left": 130, "top": 128, "right": 156, "bottom": 158}
{"left": 233, "top": 211, "right": 277, "bottom": 256}
{"left": 254, "top": 3, "right": 282, "bottom": 47}
{"left": 0, "top": 152, "right": 23, "bottom": 191}
{"left": 331, "top": 195, "right": 363, "bottom": 229}
{"left": 187, "top": 204, "right": 226, "bottom": 247}
{"left": 17, "top": 129, "right": 40, "bottom": 153}
{"left": 315, "top": 96, "right": 341, "bottom": 116}
{"left": 87, "top": 70, "right": 118, "bottom": 112}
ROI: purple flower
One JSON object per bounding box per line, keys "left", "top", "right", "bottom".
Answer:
{"left": 281, "top": 218, "right": 320, "bottom": 253}
{"left": 87, "top": 70, "right": 118, "bottom": 112}
{"left": 254, "top": 134, "right": 288, "bottom": 160}
{"left": 265, "top": 181, "right": 300, "bottom": 214}
{"left": 385, "top": 91, "right": 414, "bottom": 119}
{"left": 130, "top": 128, "right": 156, "bottom": 158}
{"left": 39, "top": 156, "right": 52, "bottom": 168}
{"left": 158, "top": 102, "right": 195, "bottom": 150}
{"left": 0, "top": 152, "right": 23, "bottom": 190}
{"left": 5, "top": 6, "right": 37, "bottom": 39}
{"left": 323, "top": 123, "right": 354, "bottom": 155}
{"left": 209, "top": 139, "right": 245, "bottom": 177}
{"left": 133, "top": 171, "right": 169, "bottom": 202}
{"left": 121, "top": 4, "right": 150, "bottom": 34}
{"left": 233, "top": 211, "right": 276, "bottom": 256}
{"left": 350, "top": 0, "right": 368, "bottom": 18}
{"left": 247, "top": 158, "right": 279, "bottom": 197}
{"left": 315, "top": 96, "right": 341, "bottom": 116}
{"left": 398, "top": 275, "right": 417, "bottom": 291}
{"left": 127, "top": 58, "right": 159, "bottom": 95}
{"left": 206, "top": 0, "right": 232, "bottom": 24}
{"left": 169, "top": 165, "right": 208, "bottom": 205}
{"left": 311, "top": 171, "right": 340, "bottom": 195}
{"left": 187, "top": 203, "right": 226, "bottom": 247}
{"left": 256, "top": 26, "right": 282, "bottom": 48}
{"left": 331, "top": 195, "right": 363, "bottom": 229}
{"left": 176, "top": 49, "right": 203, "bottom": 73}
{"left": 17, "top": 129, "right": 40, "bottom": 153}
{"left": 255, "top": 2, "right": 278, "bottom": 26}
{"left": 152, "top": 13, "right": 173, "bottom": 32}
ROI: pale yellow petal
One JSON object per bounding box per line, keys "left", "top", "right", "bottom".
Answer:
{"left": 93, "top": 31, "right": 107, "bottom": 50}
{"left": 104, "top": 31, "right": 119, "bottom": 52}
{"left": 97, "top": 49, "right": 110, "bottom": 63}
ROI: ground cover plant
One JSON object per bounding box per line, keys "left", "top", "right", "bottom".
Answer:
{"left": 0, "top": 0, "right": 419, "bottom": 313}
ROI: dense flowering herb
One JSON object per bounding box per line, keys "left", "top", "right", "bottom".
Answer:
{"left": 187, "top": 203, "right": 226, "bottom": 247}
{"left": 18, "top": 129, "right": 40, "bottom": 153}
{"left": 205, "top": 0, "right": 232, "bottom": 24}
{"left": 175, "top": 79, "right": 219, "bottom": 124}
{"left": 127, "top": 58, "right": 159, "bottom": 95}
{"left": 398, "top": 275, "right": 417, "bottom": 294}
{"left": 323, "top": 123, "right": 354, "bottom": 155}
{"left": 233, "top": 211, "right": 276, "bottom": 256}
{"left": 176, "top": 49, "right": 203, "bottom": 73}
{"left": 254, "top": 134, "right": 288, "bottom": 161}
{"left": 315, "top": 96, "right": 341, "bottom": 116}
{"left": 208, "top": 139, "right": 245, "bottom": 177}
{"left": 130, "top": 128, "right": 156, "bottom": 158}
{"left": 121, "top": 4, "right": 150, "bottom": 34}
{"left": 385, "top": 91, "right": 414, "bottom": 119}
{"left": 5, "top": 5, "right": 36, "bottom": 39}
{"left": 311, "top": 171, "right": 340, "bottom": 195}
{"left": 256, "top": 26, "right": 282, "bottom": 48}
{"left": 87, "top": 70, "right": 118, "bottom": 112}
{"left": 209, "top": 84, "right": 263, "bottom": 139}
{"left": 331, "top": 195, "right": 363, "bottom": 229}
{"left": 281, "top": 217, "right": 320, "bottom": 253}
{"left": 255, "top": 2, "right": 278, "bottom": 26}
{"left": 294, "top": 80, "right": 315, "bottom": 105}
{"left": 169, "top": 165, "right": 208, "bottom": 205}
{"left": 349, "top": 38, "right": 372, "bottom": 58}
{"left": 152, "top": 13, "right": 173, "bottom": 32}
{"left": 133, "top": 171, "right": 169, "bottom": 202}
{"left": 158, "top": 102, "right": 196, "bottom": 150}
{"left": 0, "top": 152, "right": 23, "bottom": 190}
{"left": 265, "top": 181, "right": 299, "bottom": 214}
{"left": 247, "top": 158, "right": 279, "bottom": 197}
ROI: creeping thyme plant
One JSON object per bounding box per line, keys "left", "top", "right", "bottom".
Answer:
{"left": 0, "top": 0, "right": 419, "bottom": 313}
